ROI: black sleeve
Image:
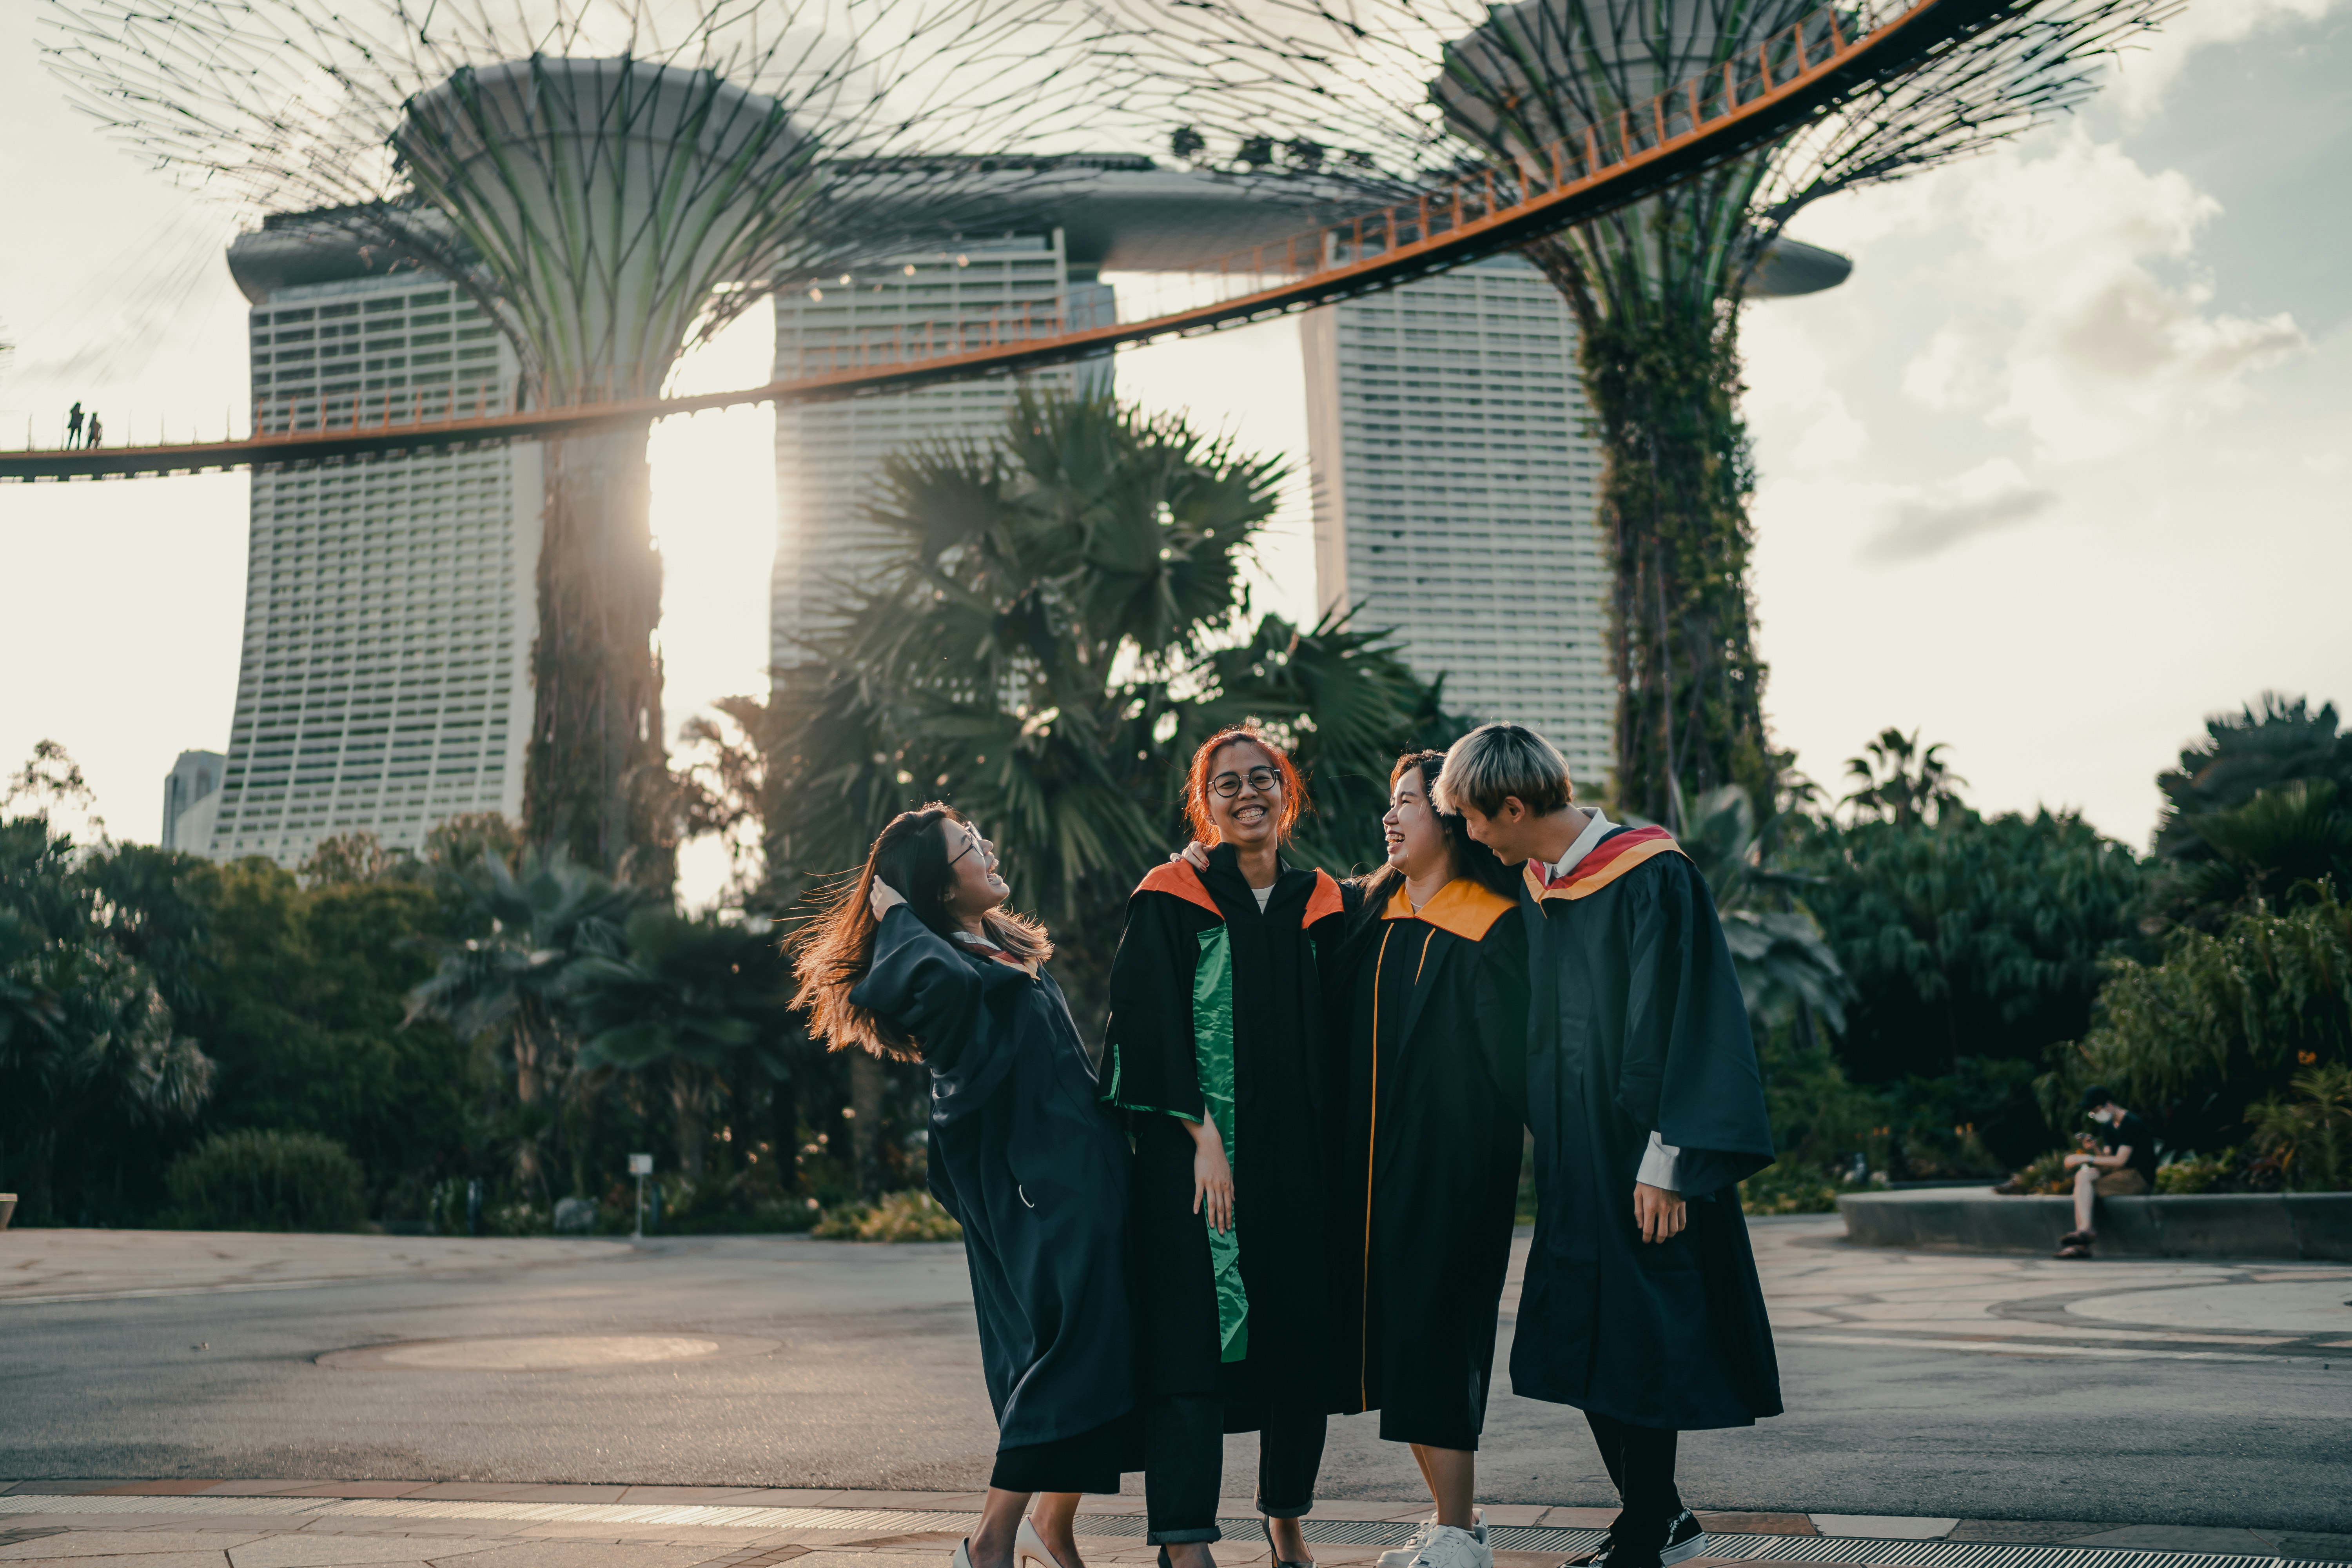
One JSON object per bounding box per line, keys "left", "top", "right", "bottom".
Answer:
{"left": 1472, "top": 913, "right": 1531, "bottom": 1123}
{"left": 1623, "top": 856, "right": 1777, "bottom": 1196}
{"left": 1102, "top": 891, "right": 1206, "bottom": 1120}
{"left": 846, "top": 904, "right": 984, "bottom": 1065}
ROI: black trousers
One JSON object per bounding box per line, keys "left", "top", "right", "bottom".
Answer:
{"left": 990, "top": 1413, "right": 1129, "bottom": 1495}
{"left": 1585, "top": 1410, "right": 1682, "bottom": 1530}
{"left": 1143, "top": 1395, "right": 1327, "bottom": 1544}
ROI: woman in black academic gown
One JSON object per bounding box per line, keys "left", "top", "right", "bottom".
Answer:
{"left": 1102, "top": 727, "right": 1348, "bottom": 1568}
{"left": 794, "top": 804, "right": 1133, "bottom": 1568}
{"left": 1327, "top": 752, "right": 1529, "bottom": 1568}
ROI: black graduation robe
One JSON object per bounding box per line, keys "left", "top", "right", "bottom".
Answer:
{"left": 1510, "top": 826, "right": 1784, "bottom": 1431}
{"left": 1329, "top": 877, "right": 1530, "bottom": 1451}
{"left": 848, "top": 904, "right": 1136, "bottom": 1449}
{"left": 1101, "top": 845, "right": 1349, "bottom": 1414}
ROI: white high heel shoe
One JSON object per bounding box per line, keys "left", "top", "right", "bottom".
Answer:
{"left": 953, "top": 1541, "right": 977, "bottom": 1568}
{"left": 1016, "top": 1519, "right": 1072, "bottom": 1568}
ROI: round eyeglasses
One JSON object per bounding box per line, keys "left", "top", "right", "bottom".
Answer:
{"left": 1209, "top": 766, "right": 1281, "bottom": 798}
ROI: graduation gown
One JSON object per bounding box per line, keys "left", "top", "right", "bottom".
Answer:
{"left": 1329, "top": 877, "right": 1530, "bottom": 1451}
{"left": 1102, "top": 845, "right": 1349, "bottom": 1413}
{"left": 848, "top": 904, "right": 1135, "bottom": 1449}
{"left": 1510, "top": 826, "right": 1784, "bottom": 1431}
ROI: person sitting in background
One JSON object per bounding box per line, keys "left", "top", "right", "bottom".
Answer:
{"left": 2056, "top": 1086, "right": 2156, "bottom": 1259}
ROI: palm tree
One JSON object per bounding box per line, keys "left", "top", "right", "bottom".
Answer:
{"left": 403, "top": 849, "right": 646, "bottom": 1193}
{"left": 763, "top": 390, "right": 1452, "bottom": 1025}
{"left": 1840, "top": 728, "right": 1968, "bottom": 829}
{"left": 1675, "top": 784, "right": 1851, "bottom": 1043}
{"left": 566, "top": 909, "right": 803, "bottom": 1181}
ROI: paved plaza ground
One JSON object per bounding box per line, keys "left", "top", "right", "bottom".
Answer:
{"left": 2, "top": 1217, "right": 2348, "bottom": 1568}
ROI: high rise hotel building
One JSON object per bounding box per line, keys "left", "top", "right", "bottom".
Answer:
{"left": 769, "top": 229, "right": 1111, "bottom": 668}
{"left": 1303, "top": 253, "right": 1613, "bottom": 785}
{"left": 202, "top": 223, "right": 538, "bottom": 866}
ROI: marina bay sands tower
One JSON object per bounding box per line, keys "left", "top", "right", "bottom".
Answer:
{"left": 200, "top": 220, "right": 537, "bottom": 866}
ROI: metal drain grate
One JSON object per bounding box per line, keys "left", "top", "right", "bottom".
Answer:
{"left": 0, "top": 1495, "right": 2334, "bottom": 1568}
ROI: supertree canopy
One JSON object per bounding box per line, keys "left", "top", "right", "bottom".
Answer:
{"left": 42, "top": 0, "right": 1106, "bottom": 884}
{"left": 1118, "top": 0, "right": 2176, "bottom": 823}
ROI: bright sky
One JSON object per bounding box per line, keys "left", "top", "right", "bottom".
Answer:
{"left": 3, "top": 3, "right": 2347, "bottom": 909}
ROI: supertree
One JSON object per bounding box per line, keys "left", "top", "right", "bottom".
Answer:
{"left": 1116, "top": 0, "right": 2175, "bottom": 824}
{"left": 42, "top": 0, "right": 1105, "bottom": 885}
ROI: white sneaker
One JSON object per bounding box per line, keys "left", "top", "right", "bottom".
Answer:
{"left": 1378, "top": 1511, "right": 1485, "bottom": 1568}
{"left": 1400, "top": 1524, "right": 1491, "bottom": 1568}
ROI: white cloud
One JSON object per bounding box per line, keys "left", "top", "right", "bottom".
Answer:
{"left": 1861, "top": 458, "right": 2056, "bottom": 564}
{"left": 1881, "top": 131, "right": 2306, "bottom": 462}
{"left": 2111, "top": 0, "right": 2352, "bottom": 121}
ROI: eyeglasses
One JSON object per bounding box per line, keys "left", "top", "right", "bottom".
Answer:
{"left": 947, "top": 831, "right": 989, "bottom": 867}
{"left": 1209, "top": 766, "right": 1281, "bottom": 798}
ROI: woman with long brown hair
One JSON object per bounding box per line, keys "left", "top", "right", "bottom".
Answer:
{"left": 1329, "top": 751, "right": 1529, "bottom": 1568}
{"left": 794, "top": 805, "right": 1134, "bottom": 1568}
{"left": 1102, "top": 727, "right": 1348, "bottom": 1568}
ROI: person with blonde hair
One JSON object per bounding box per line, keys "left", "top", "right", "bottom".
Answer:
{"left": 1103, "top": 726, "right": 1348, "bottom": 1568}
{"left": 794, "top": 804, "right": 1134, "bottom": 1568}
{"left": 1436, "top": 723, "right": 1780, "bottom": 1568}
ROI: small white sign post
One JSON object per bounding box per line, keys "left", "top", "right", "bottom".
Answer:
{"left": 628, "top": 1153, "right": 653, "bottom": 1238}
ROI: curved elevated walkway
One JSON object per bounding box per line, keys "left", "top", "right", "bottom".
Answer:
{"left": 4, "top": 0, "right": 2029, "bottom": 483}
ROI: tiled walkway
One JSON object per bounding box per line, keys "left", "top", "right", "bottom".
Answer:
{"left": 2, "top": 1487, "right": 2346, "bottom": 1568}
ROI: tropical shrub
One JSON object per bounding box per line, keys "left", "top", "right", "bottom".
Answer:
{"left": 813, "top": 1189, "right": 963, "bottom": 1242}
{"left": 1793, "top": 809, "right": 2149, "bottom": 1085}
{"left": 2247, "top": 1063, "right": 2352, "bottom": 1191}
{"left": 2047, "top": 888, "right": 2352, "bottom": 1152}
{"left": 163, "top": 1129, "right": 367, "bottom": 1231}
{"left": 2154, "top": 694, "right": 2352, "bottom": 860}
{"left": 1, "top": 815, "right": 213, "bottom": 1225}
{"left": 2155, "top": 1149, "right": 2239, "bottom": 1194}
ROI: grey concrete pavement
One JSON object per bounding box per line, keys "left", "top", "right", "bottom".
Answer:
{"left": 2, "top": 1221, "right": 2347, "bottom": 1533}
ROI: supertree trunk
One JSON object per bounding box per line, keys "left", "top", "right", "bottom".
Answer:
{"left": 524, "top": 428, "right": 673, "bottom": 888}
{"left": 1523, "top": 235, "right": 1769, "bottom": 826}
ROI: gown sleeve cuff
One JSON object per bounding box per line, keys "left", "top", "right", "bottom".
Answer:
{"left": 1636, "top": 1130, "right": 1682, "bottom": 1192}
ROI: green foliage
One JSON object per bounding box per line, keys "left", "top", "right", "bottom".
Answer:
{"left": 1791, "top": 808, "right": 2150, "bottom": 1084}
{"left": 2154, "top": 1147, "right": 2239, "bottom": 1194}
{"left": 1738, "top": 1163, "right": 1846, "bottom": 1215}
{"left": 0, "top": 815, "right": 213, "bottom": 1225}
{"left": 1677, "top": 784, "right": 1853, "bottom": 1036}
{"left": 2048, "top": 889, "right": 2352, "bottom": 1152}
{"left": 1840, "top": 728, "right": 1969, "bottom": 829}
{"left": 2245, "top": 1063, "right": 2352, "bottom": 1192}
{"left": 2003, "top": 1149, "right": 2074, "bottom": 1196}
{"left": 2156, "top": 694, "right": 2352, "bottom": 860}
{"left": 162, "top": 1129, "right": 367, "bottom": 1232}
{"left": 190, "top": 857, "right": 483, "bottom": 1215}
{"left": 2151, "top": 780, "right": 2352, "bottom": 929}
{"left": 762, "top": 390, "right": 1452, "bottom": 1028}
{"left": 1537, "top": 278, "right": 1769, "bottom": 824}
{"left": 813, "top": 1188, "right": 963, "bottom": 1242}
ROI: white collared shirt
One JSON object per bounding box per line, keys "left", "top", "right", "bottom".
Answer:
{"left": 1541, "top": 807, "right": 1682, "bottom": 1194}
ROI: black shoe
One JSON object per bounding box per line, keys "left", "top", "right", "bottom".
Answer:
{"left": 1587, "top": 1511, "right": 1705, "bottom": 1568}
{"left": 1262, "top": 1516, "right": 1316, "bottom": 1568}
{"left": 1658, "top": 1512, "right": 1707, "bottom": 1566}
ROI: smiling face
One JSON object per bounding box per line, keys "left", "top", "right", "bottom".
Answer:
{"left": 939, "top": 818, "right": 1009, "bottom": 922}
{"left": 1203, "top": 739, "right": 1283, "bottom": 849}
{"left": 1383, "top": 764, "right": 1455, "bottom": 883}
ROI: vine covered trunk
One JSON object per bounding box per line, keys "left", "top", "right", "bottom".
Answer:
{"left": 1523, "top": 238, "right": 1771, "bottom": 826}
{"left": 524, "top": 430, "right": 673, "bottom": 889}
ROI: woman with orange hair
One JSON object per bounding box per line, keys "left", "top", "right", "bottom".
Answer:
{"left": 1102, "top": 727, "right": 1349, "bottom": 1568}
{"left": 795, "top": 805, "right": 1134, "bottom": 1568}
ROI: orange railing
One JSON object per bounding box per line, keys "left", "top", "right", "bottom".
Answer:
{"left": 3, "top": 0, "right": 1945, "bottom": 482}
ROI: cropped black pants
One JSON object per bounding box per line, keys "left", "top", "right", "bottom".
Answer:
{"left": 1143, "top": 1395, "right": 1327, "bottom": 1544}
